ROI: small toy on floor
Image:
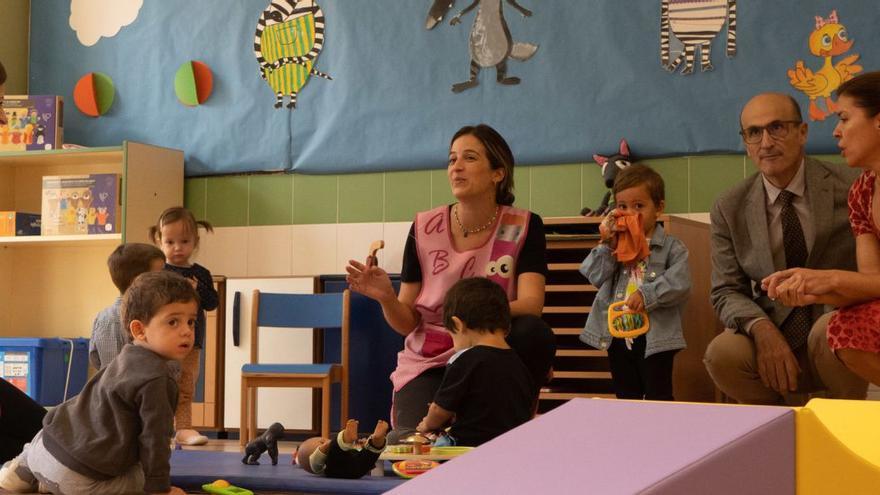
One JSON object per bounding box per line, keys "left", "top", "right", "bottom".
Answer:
{"left": 391, "top": 460, "right": 439, "bottom": 478}
{"left": 202, "top": 479, "right": 254, "bottom": 495}
{"left": 242, "top": 422, "right": 284, "bottom": 465}
{"left": 295, "top": 419, "right": 388, "bottom": 479}
{"left": 398, "top": 433, "right": 432, "bottom": 454}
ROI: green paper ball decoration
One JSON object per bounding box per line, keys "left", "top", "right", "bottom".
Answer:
{"left": 73, "top": 72, "right": 114, "bottom": 117}
{"left": 175, "top": 60, "right": 214, "bottom": 106}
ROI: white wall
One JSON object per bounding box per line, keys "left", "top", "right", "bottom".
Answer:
{"left": 194, "top": 221, "right": 410, "bottom": 278}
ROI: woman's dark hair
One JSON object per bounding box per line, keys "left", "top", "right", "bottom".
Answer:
{"left": 837, "top": 71, "right": 880, "bottom": 117}
{"left": 0, "top": 61, "right": 7, "bottom": 86}
{"left": 451, "top": 124, "right": 516, "bottom": 206}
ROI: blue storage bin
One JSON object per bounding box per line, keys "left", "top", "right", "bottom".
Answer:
{"left": 0, "top": 338, "right": 90, "bottom": 406}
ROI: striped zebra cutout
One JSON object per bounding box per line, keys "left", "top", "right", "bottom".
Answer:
{"left": 254, "top": 0, "right": 331, "bottom": 109}
{"left": 660, "top": 0, "right": 737, "bottom": 75}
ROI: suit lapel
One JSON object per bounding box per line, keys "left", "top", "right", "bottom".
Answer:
{"left": 804, "top": 158, "right": 833, "bottom": 267}
{"left": 745, "top": 175, "right": 776, "bottom": 277}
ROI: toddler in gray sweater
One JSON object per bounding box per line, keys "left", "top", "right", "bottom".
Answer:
{"left": 0, "top": 271, "right": 199, "bottom": 495}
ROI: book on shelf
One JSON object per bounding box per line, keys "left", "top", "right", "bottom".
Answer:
{"left": 41, "top": 174, "right": 120, "bottom": 236}
{"left": 0, "top": 212, "right": 41, "bottom": 236}
{"left": 0, "top": 95, "right": 63, "bottom": 152}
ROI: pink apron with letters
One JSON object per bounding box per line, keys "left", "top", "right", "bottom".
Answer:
{"left": 389, "top": 205, "right": 531, "bottom": 404}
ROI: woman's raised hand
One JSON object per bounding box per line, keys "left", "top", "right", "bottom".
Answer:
{"left": 346, "top": 258, "right": 396, "bottom": 302}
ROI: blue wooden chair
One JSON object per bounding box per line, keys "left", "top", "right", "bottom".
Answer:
{"left": 240, "top": 289, "right": 350, "bottom": 445}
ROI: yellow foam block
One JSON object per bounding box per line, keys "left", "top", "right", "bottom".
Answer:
{"left": 796, "top": 398, "right": 880, "bottom": 494}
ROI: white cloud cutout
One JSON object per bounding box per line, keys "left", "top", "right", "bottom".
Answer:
{"left": 69, "top": 0, "right": 144, "bottom": 47}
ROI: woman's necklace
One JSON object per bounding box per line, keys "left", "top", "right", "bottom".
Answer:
{"left": 453, "top": 204, "right": 499, "bottom": 238}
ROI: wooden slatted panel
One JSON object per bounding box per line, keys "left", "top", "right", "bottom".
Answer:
{"left": 553, "top": 371, "right": 612, "bottom": 379}
{"left": 548, "top": 263, "right": 582, "bottom": 271}
{"left": 543, "top": 306, "right": 591, "bottom": 313}
{"left": 539, "top": 392, "right": 616, "bottom": 400}
{"left": 556, "top": 349, "right": 607, "bottom": 357}
{"left": 552, "top": 327, "right": 582, "bottom": 335}
{"left": 546, "top": 284, "right": 597, "bottom": 292}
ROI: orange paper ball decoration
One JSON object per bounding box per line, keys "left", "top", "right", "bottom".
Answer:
{"left": 73, "top": 72, "right": 114, "bottom": 117}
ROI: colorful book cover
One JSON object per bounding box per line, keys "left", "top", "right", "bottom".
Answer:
{"left": 41, "top": 174, "right": 120, "bottom": 236}
{"left": 0, "top": 95, "right": 63, "bottom": 152}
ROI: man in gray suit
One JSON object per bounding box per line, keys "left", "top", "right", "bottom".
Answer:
{"left": 704, "top": 92, "right": 868, "bottom": 405}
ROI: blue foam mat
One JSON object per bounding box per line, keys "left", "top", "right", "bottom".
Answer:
{"left": 170, "top": 450, "right": 405, "bottom": 494}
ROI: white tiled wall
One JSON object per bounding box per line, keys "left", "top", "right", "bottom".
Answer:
{"left": 246, "top": 225, "right": 293, "bottom": 277}
{"left": 194, "top": 222, "right": 410, "bottom": 278}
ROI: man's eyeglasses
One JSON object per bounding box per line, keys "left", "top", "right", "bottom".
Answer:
{"left": 739, "top": 120, "right": 802, "bottom": 144}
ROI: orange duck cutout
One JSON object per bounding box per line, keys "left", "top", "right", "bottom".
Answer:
{"left": 788, "top": 10, "right": 862, "bottom": 121}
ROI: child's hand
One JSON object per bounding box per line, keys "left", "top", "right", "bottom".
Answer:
{"left": 599, "top": 210, "right": 619, "bottom": 248}
{"left": 625, "top": 290, "right": 645, "bottom": 313}
{"left": 417, "top": 417, "right": 430, "bottom": 434}
{"left": 188, "top": 276, "right": 199, "bottom": 290}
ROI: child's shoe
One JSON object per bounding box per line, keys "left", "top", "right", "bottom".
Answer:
{"left": 0, "top": 456, "right": 37, "bottom": 493}
{"left": 175, "top": 429, "right": 209, "bottom": 446}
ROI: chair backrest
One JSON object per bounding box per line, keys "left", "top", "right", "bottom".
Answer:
{"left": 250, "top": 290, "right": 350, "bottom": 371}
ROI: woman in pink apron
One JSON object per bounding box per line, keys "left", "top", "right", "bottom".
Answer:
{"left": 346, "top": 124, "right": 555, "bottom": 443}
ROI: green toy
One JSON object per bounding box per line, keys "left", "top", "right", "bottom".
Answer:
{"left": 202, "top": 479, "right": 253, "bottom": 495}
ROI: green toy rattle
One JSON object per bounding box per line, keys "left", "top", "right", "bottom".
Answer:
{"left": 607, "top": 301, "right": 650, "bottom": 338}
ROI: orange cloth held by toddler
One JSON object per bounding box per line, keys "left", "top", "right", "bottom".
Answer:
{"left": 613, "top": 212, "right": 649, "bottom": 263}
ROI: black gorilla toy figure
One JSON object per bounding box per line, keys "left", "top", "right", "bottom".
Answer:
{"left": 242, "top": 422, "right": 285, "bottom": 465}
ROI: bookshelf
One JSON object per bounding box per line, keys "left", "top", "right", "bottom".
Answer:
{"left": 0, "top": 142, "right": 183, "bottom": 339}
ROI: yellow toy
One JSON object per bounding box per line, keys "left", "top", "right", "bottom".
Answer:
{"left": 607, "top": 301, "right": 650, "bottom": 338}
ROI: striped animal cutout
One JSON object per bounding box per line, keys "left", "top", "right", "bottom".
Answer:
{"left": 660, "top": 0, "right": 737, "bottom": 74}
{"left": 254, "top": 0, "right": 332, "bottom": 109}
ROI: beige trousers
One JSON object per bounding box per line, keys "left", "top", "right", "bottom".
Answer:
{"left": 704, "top": 312, "right": 868, "bottom": 405}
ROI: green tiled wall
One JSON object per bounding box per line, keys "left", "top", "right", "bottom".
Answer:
{"left": 186, "top": 154, "right": 846, "bottom": 226}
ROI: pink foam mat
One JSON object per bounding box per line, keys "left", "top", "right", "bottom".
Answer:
{"left": 389, "top": 398, "right": 795, "bottom": 494}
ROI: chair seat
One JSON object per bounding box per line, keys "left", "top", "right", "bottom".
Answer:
{"left": 242, "top": 363, "right": 337, "bottom": 375}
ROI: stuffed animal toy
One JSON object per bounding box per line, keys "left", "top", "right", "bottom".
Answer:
{"left": 581, "top": 138, "right": 633, "bottom": 217}
{"left": 242, "top": 422, "right": 285, "bottom": 465}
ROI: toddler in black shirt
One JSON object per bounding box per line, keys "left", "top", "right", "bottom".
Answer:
{"left": 417, "top": 277, "right": 535, "bottom": 447}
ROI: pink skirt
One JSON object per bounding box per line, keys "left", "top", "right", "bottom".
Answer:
{"left": 827, "top": 299, "right": 880, "bottom": 353}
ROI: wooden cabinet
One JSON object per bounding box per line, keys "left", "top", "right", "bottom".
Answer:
{"left": 0, "top": 142, "right": 183, "bottom": 339}
{"left": 191, "top": 276, "right": 226, "bottom": 430}
{"left": 539, "top": 216, "right": 614, "bottom": 413}
{"left": 664, "top": 214, "right": 723, "bottom": 402}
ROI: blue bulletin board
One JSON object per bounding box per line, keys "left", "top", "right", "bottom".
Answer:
{"left": 27, "top": 1, "right": 879, "bottom": 176}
